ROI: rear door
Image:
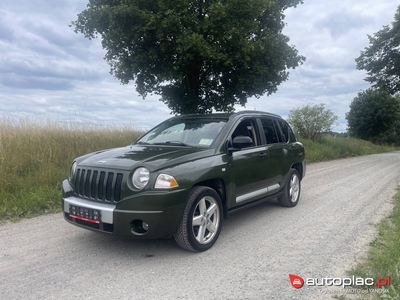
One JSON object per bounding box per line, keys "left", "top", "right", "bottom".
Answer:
{"left": 258, "top": 117, "right": 291, "bottom": 195}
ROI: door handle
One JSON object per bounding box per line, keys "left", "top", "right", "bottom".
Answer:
{"left": 259, "top": 152, "right": 267, "bottom": 158}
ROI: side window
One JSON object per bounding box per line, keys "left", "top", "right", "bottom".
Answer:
{"left": 231, "top": 119, "right": 259, "bottom": 148}
{"left": 277, "top": 119, "right": 297, "bottom": 143}
{"left": 288, "top": 126, "right": 297, "bottom": 142}
{"left": 260, "top": 118, "right": 280, "bottom": 144}
{"left": 276, "top": 119, "right": 289, "bottom": 143}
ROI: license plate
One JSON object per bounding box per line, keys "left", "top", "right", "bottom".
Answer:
{"left": 69, "top": 205, "right": 101, "bottom": 224}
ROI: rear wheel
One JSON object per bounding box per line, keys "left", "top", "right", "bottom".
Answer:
{"left": 278, "top": 169, "right": 301, "bottom": 207}
{"left": 174, "top": 186, "right": 223, "bottom": 252}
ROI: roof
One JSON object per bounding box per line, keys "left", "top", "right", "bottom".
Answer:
{"left": 172, "top": 110, "right": 282, "bottom": 120}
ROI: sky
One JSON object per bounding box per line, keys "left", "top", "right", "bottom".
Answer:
{"left": 0, "top": 0, "right": 398, "bottom": 132}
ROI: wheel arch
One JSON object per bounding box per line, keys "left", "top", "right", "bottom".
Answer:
{"left": 192, "top": 178, "right": 228, "bottom": 218}
{"left": 291, "top": 162, "right": 304, "bottom": 181}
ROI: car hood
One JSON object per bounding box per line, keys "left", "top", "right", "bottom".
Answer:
{"left": 77, "top": 145, "right": 213, "bottom": 171}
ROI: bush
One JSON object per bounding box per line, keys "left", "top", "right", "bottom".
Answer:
{"left": 287, "top": 103, "right": 338, "bottom": 141}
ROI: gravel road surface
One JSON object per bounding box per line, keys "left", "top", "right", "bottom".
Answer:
{"left": 1, "top": 152, "right": 400, "bottom": 300}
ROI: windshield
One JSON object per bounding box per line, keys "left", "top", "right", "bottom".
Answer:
{"left": 135, "top": 118, "right": 228, "bottom": 148}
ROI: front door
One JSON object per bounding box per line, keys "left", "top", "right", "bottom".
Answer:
{"left": 229, "top": 118, "right": 270, "bottom": 205}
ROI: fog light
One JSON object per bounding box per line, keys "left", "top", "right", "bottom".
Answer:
{"left": 142, "top": 221, "right": 149, "bottom": 231}
{"left": 131, "top": 219, "right": 149, "bottom": 235}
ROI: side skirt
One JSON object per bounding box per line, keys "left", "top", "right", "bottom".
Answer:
{"left": 226, "top": 191, "right": 284, "bottom": 217}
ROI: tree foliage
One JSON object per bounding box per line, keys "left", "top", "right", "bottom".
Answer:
{"left": 346, "top": 88, "right": 400, "bottom": 145}
{"left": 356, "top": 6, "right": 400, "bottom": 95}
{"left": 287, "top": 104, "right": 338, "bottom": 141}
{"left": 72, "top": 0, "right": 305, "bottom": 114}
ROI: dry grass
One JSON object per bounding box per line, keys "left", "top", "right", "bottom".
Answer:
{"left": 0, "top": 116, "right": 143, "bottom": 220}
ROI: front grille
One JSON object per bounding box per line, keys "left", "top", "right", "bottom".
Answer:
{"left": 74, "top": 168, "right": 123, "bottom": 202}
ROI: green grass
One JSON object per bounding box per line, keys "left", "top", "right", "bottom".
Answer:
{"left": 0, "top": 116, "right": 143, "bottom": 221}
{"left": 299, "top": 136, "right": 398, "bottom": 163}
{"left": 0, "top": 116, "right": 398, "bottom": 222}
{"left": 337, "top": 188, "right": 400, "bottom": 300}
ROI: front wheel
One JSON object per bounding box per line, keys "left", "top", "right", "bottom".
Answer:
{"left": 277, "top": 169, "right": 301, "bottom": 207}
{"left": 174, "top": 186, "right": 223, "bottom": 252}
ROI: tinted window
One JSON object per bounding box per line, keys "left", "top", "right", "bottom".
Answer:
{"left": 260, "top": 118, "right": 280, "bottom": 144}
{"left": 276, "top": 119, "right": 289, "bottom": 143}
{"left": 277, "top": 119, "right": 297, "bottom": 142}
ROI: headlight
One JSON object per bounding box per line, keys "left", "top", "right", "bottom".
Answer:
{"left": 69, "top": 161, "right": 77, "bottom": 181}
{"left": 132, "top": 167, "right": 150, "bottom": 189}
{"left": 155, "top": 174, "right": 179, "bottom": 189}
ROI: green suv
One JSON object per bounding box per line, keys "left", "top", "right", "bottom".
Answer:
{"left": 62, "top": 111, "right": 305, "bottom": 252}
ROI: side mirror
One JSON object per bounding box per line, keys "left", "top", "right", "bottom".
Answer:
{"left": 228, "top": 136, "right": 253, "bottom": 153}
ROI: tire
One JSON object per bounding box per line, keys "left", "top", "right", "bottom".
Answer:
{"left": 174, "top": 186, "right": 223, "bottom": 252}
{"left": 277, "top": 169, "right": 301, "bottom": 207}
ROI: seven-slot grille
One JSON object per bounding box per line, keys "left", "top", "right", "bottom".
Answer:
{"left": 74, "top": 168, "right": 123, "bottom": 202}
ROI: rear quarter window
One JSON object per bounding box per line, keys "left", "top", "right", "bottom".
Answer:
{"left": 276, "top": 119, "right": 296, "bottom": 143}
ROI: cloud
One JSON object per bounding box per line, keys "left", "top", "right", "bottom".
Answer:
{"left": 0, "top": 0, "right": 399, "bottom": 132}
{"left": 252, "top": 0, "right": 399, "bottom": 131}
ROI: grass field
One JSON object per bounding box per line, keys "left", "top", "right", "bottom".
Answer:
{"left": 299, "top": 136, "right": 398, "bottom": 163}
{"left": 0, "top": 116, "right": 398, "bottom": 221}
{"left": 0, "top": 116, "right": 143, "bottom": 220}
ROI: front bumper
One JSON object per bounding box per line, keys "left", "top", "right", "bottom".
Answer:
{"left": 62, "top": 180, "right": 188, "bottom": 239}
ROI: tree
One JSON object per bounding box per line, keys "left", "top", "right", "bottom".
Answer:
{"left": 355, "top": 6, "right": 400, "bottom": 95}
{"left": 286, "top": 104, "right": 338, "bottom": 141}
{"left": 72, "top": 0, "right": 305, "bottom": 114}
{"left": 346, "top": 88, "right": 400, "bottom": 144}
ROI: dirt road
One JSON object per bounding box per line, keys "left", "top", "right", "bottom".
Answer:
{"left": 1, "top": 152, "right": 399, "bottom": 299}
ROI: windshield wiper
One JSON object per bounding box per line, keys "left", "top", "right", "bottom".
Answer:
{"left": 153, "top": 141, "right": 191, "bottom": 147}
